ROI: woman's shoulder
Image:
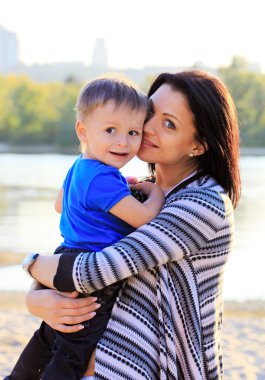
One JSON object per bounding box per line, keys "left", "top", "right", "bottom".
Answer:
{"left": 166, "top": 175, "right": 233, "bottom": 216}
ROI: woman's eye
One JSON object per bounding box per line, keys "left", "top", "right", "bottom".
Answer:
{"left": 106, "top": 127, "right": 116, "bottom": 134}
{"left": 129, "top": 130, "right": 139, "bottom": 136}
{"left": 165, "top": 120, "right": 175, "bottom": 130}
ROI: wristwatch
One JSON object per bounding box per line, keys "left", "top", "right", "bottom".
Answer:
{"left": 22, "top": 253, "right": 40, "bottom": 278}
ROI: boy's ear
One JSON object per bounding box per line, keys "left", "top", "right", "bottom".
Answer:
{"left": 75, "top": 121, "right": 87, "bottom": 142}
{"left": 192, "top": 139, "right": 208, "bottom": 157}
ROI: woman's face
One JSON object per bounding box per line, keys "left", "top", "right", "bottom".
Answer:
{"left": 138, "top": 83, "right": 201, "bottom": 168}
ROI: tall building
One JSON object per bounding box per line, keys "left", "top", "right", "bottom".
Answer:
{"left": 0, "top": 26, "right": 19, "bottom": 73}
{"left": 91, "top": 38, "right": 108, "bottom": 68}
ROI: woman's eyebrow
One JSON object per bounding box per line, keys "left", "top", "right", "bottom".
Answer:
{"left": 163, "top": 112, "right": 181, "bottom": 124}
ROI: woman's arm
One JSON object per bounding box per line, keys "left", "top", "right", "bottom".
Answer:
{"left": 31, "top": 188, "right": 229, "bottom": 293}
{"left": 30, "top": 254, "right": 61, "bottom": 288}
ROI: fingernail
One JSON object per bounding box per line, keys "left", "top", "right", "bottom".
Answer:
{"left": 77, "top": 325, "right": 84, "bottom": 330}
{"left": 92, "top": 297, "right": 97, "bottom": 302}
{"left": 89, "top": 312, "right": 96, "bottom": 318}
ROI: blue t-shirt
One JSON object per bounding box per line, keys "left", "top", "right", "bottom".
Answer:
{"left": 60, "top": 156, "right": 134, "bottom": 251}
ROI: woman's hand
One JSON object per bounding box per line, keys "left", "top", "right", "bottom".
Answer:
{"left": 26, "top": 282, "right": 100, "bottom": 333}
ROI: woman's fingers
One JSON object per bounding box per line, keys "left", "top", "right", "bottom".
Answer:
{"left": 58, "top": 310, "right": 98, "bottom": 325}
{"left": 55, "top": 294, "right": 99, "bottom": 310}
{"left": 48, "top": 294, "right": 101, "bottom": 325}
{"left": 54, "top": 302, "right": 101, "bottom": 318}
{"left": 26, "top": 288, "right": 101, "bottom": 332}
{"left": 44, "top": 303, "right": 100, "bottom": 332}
{"left": 46, "top": 321, "right": 85, "bottom": 333}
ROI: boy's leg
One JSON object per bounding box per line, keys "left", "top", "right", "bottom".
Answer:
{"left": 4, "top": 321, "right": 55, "bottom": 380}
{"left": 42, "top": 281, "right": 123, "bottom": 380}
{"left": 41, "top": 325, "right": 99, "bottom": 380}
{"left": 42, "top": 291, "right": 119, "bottom": 380}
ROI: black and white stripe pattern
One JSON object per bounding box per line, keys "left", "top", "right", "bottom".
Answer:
{"left": 73, "top": 176, "right": 234, "bottom": 379}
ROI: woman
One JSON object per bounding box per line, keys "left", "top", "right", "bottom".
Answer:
{"left": 26, "top": 70, "right": 240, "bottom": 380}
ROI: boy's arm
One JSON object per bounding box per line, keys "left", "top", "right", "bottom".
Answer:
{"left": 55, "top": 188, "right": 63, "bottom": 214}
{"left": 109, "top": 182, "right": 164, "bottom": 228}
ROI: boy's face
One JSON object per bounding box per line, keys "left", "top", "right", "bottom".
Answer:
{"left": 76, "top": 100, "right": 146, "bottom": 169}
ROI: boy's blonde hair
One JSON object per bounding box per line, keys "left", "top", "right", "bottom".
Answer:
{"left": 75, "top": 77, "right": 148, "bottom": 121}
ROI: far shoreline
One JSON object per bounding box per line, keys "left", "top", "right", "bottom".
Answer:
{"left": 0, "top": 144, "right": 265, "bottom": 156}
{"left": 0, "top": 291, "right": 264, "bottom": 317}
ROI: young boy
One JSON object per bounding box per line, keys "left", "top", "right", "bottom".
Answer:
{"left": 7, "top": 78, "right": 164, "bottom": 380}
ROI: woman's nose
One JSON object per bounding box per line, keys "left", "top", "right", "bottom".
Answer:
{"left": 143, "top": 117, "right": 156, "bottom": 135}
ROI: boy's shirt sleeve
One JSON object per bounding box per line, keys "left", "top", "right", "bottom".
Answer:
{"left": 85, "top": 166, "right": 131, "bottom": 212}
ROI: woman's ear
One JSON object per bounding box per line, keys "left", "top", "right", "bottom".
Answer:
{"left": 75, "top": 121, "right": 87, "bottom": 142}
{"left": 192, "top": 140, "right": 208, "bottom": 157}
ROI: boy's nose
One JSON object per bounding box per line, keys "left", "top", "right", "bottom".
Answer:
{"left": 117, "top": 135, "right": 129, "bottom": 146}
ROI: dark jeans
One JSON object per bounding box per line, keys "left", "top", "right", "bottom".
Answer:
{"left": 5, "top": 247, "right": 123, "bottom": 380}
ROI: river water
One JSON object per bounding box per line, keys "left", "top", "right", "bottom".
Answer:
{"left": 0, "top": 153, "right": 264, "bottom": 301}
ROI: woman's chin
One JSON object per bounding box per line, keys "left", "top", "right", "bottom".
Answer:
{"left": 137, "top": 149, "right": 152, "bottom": 162}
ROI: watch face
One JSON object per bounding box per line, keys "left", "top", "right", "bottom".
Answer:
{"left": 23, "top": 253, "right": 34, "bottom": 266}
{"left": 22, "top": 253, "right": 39, "bottom": 276}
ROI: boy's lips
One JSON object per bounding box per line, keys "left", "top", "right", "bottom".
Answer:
{"left": 141, "top": 138, "right": 158, "bottom": 148}
{"left": 110, "top": 151, "right": 129, "bottom": 156}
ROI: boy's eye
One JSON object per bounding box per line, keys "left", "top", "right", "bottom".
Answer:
{"left": 129, "top": 130, "right": 140, "bottom": 136}
{"left": 165, "top": 120, "right": 175, "bottom": 130}
{"left": 106, "top": 127, "right": 116, "bottom": 134}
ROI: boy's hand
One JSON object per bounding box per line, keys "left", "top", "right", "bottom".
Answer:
{"left": 126, "top": 175, "right": 138, "bottom": 185}
{"left": 130, "top": 181, "right": 158, "bottom": 197}
{"left": 127, "top": 176, "right": 148, "bottom": 202}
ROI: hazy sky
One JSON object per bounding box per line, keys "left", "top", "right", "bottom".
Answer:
{"left": 0, "top": 0, "right": 265, "bottom": 70}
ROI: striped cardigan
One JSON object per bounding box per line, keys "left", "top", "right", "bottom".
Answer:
{"left": 56, "top": 175, "right": 234, "bottom": 379}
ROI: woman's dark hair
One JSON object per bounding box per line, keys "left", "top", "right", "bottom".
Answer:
{"left": 147, "top": 70, "right": 241, "bottom": 208}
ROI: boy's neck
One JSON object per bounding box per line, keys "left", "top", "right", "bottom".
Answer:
{"left": 83, "top": 151, "right": 91, "bottom": 159}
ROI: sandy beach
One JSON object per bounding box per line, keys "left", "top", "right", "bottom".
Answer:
{"left": 0, "top": 292, "right": 264, "bottom": 379}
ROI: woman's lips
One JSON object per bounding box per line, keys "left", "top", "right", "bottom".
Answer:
{"left": 141, "top": 139, "right": 157, "bottom": 148}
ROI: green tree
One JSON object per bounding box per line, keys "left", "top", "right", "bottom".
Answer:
{"left": 0, "top": 75, "right": 80, "bottom": 147}
{"left": 219, "top": 56, "right": 265, "bottom": 146}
